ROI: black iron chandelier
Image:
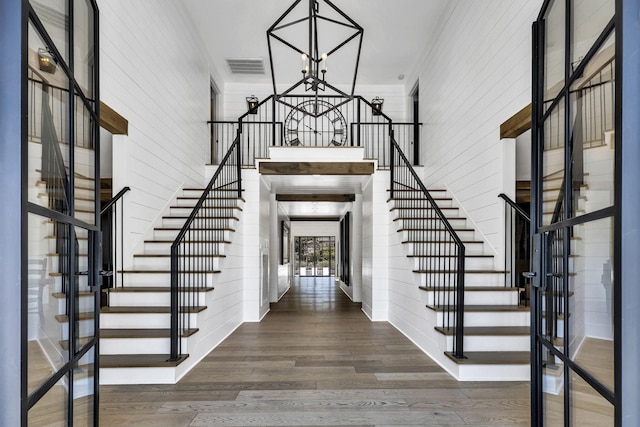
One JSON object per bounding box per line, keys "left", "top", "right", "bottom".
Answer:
{"left": 267, "top": 0, "right": 364, "bottom": 99}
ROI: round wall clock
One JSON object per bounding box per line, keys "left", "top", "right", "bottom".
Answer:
{"left": 284, "top": 100, "right": 347, "bottom": 146}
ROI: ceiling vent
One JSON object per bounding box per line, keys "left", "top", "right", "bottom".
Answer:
{"left": 226, "top": 58, "right": 265, "bottom": 75}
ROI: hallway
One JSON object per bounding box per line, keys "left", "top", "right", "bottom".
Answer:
{"left": 99, "top": 278, "right": 530, "bottom": 426}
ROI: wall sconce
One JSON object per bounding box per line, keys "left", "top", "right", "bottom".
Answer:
{"left": 246, "top": 95, "right": 259, "bottom": 114}
{"left": 371, "top": 97, "right": 384, "bottom": 116}
{"left": 38, "top": 48, "right": 57, "bottom": 74}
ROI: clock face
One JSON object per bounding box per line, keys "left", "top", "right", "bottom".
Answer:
{"left": 284, "top": 100, "right": 347, "bottom": 147}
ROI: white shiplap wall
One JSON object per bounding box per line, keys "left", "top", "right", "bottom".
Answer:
{"left": 409, "top": 0, "right": 540, "bottom": 253}
{"left": 99, "top": 0, "right": 211, "bottom": 254}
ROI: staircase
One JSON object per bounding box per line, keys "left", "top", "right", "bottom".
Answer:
{"left": 99, "top": 187, "right": 244, "bottom": 384}
{"left": 388, "top": 187, "right": 531, "bottom": 379}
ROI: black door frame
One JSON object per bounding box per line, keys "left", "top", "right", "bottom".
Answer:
{"left": 0, "top": 0, "right": 101, "bottom": 425}
{"left": 530, "top": 0, "right": 640, "bottom": 425}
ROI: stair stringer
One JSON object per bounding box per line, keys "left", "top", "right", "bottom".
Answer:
{"left": 384, "top": 213, "right": 464, "bottom": 379}
{"left": 173, "top": 205, "right": 247, "bottom": 382}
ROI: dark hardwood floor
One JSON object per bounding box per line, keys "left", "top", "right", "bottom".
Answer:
{"left": 99, "top": 277, "right": 531, "bottom": 426}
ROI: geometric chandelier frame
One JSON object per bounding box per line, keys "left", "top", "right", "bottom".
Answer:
{"left": 267, "top": 0, "right": 363, "bottom": 103}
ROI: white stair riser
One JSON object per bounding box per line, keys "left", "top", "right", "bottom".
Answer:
{"left": 419, "top": 272, "right": 506, "bottom": 287}
{"left": 400, "top": 229, "right": 476, "bottom": 241}
{"left": 100, "top": 367, "right": 177, "bottom": 385}
{"left": 389, "top": 202, "right": 459, "bottom": 215}
{"left": 167, "top": 208, "right": 241, "bottom": 220}
{"left": 153, "top": 229, "right": 233, "bottom": 241}
{"left": 395, "top": 217, "right": 467, "bottom": 228}
{"left": 541, "top": 319, "right": 565, "bottom": 337}
{"left": 426, "top": 290, "right": 519, "bottom": 306}
{"left": 405, "top": 242, "right": 485, "bottom": 256}
{"left": 133, "top": 256, "right": 222, "bottom": 271}
{"left": 435, "top": 310, "right": 530, "bottom": 327}
{"left": 100, "top": 337, "right": 187, "bottom": 355}
{"left": 60, "top": 319, "right": 95, "bottom": 340}
{"left": 413, "top": 256, "right": 494, "bottom": 271}
{"left": 48, "top": 255, "right": 89, "bottom": 272}
{"left": 161, "top": 217, "right": 237, "bottom": 228}
{"left": 108, "top": 291, "right": 206, "bottom": 307}
{"left": 143, "top": 242, "right": 227, "bottom": 256}
{"left": 445, "top": 335, "right": 530, "bottom": 352}
{"left": 390, "top": 199, "right": 454, "bottom": 209}
{"left": 52, "top": 276, "right": 89, "bottom": 292}
{"left": 119, "top": 272, "right": 216, "bottom": 287}
{"left": 173, "top": 198, "right": 241, "bottom": 208}
{"left": 457, "top": 363, "right": 530, "bottom": 382}
{"left": 100, "top": 312, "right": 199, "bottom": 329}
{"left": 57, "top": 295, "right": 95, "bottom": 313}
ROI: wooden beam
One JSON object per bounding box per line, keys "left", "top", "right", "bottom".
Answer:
{"left": 100, "top": 101, "right": 128, "bottom": 135}
{"left": 276, "top": 194, "right": 356, "bottom": 202}
{"left": 259, "top": 162, "right": 374, "bottom": 175}
{"left": 500, "top": 104, "right": 532, "bottom": 139}
{"left": 289, "top": 217, "right": 341, "bottom": 222}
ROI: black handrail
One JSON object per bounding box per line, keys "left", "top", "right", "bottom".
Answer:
{"left": 498, "top": 194, "right": 530, "bottom": 221}
{"left": 169, "top": 134, "right": 242, "bottom": 361}
{"left": 389, "top": 134, "right": 466, "bottom": 358}
{"left": 499, "top": 194, "right": 531, "bottom": 296}
{"left": 100, "top": 187, "right": 131, "bottom": 306}
{"left": 100, "top": 186, "right": 131, "bottom": 215}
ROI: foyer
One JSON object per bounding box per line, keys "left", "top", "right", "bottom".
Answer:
{"left": 98, "top": 277, "right": 531, "bottom": 426}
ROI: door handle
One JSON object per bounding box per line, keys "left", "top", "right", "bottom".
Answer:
{"left": 522, "top": 272, "right": 536, "bottom": 279}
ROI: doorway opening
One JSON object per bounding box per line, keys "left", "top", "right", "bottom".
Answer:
{"left": 294, "top": 236, "right": 336, "bottom": 277}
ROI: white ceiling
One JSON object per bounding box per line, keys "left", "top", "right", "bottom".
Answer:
{"left": 263, "top": 174, "right": 371, "bottom": 218}
{"left": 183, "top": 0, "right": 450, "bottom": 87}
{"left": 183, "top": 0, "right": 448, "bottom": 217}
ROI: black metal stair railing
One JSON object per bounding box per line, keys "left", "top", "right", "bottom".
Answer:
{"left": 169, "top": 133, "right": 242, "bottom": 361}
{"left": 499, "top": 193, "right": 531, "bottom": 305}
{"left": 389, "top": 134, "right": 466, "bottom": 358}
{"left": 208, "top": 95, "right": 422, "bottom": 168}
{"left": 100, "top": 187, "right": 131, "bottom": 306}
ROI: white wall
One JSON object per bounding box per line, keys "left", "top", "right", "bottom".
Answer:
{"left": 269, "top": 197, "right": 291, "bottom": 302}
{"left": 516, "top": 129, "right": 532, "bottom": 182}
{"left": 407, "top": 0, "right": 540, "bottom": 255}
{"left": 99, "top": 0, "right": 211, "bottom": 257}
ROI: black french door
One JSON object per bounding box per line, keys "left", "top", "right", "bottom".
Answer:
{"left": 22, "top": 0, "right": 101, "bottom": 425}
{"left": 531, "top": 0, "right": 616, "bottom": 425}
{"left": 294, "top": 236, "right": 336, "bottom": 277}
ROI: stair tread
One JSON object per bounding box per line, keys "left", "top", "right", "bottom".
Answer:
{"left": 154, "top": 227, "right": 235, "bottom": 231}
{"left": 100, "top": 328, "right": 198, "bottom": 338}
{"left": 403, "top": 240, "right": 483, "bottom": 244}
{"left": 388, "top": 197, "right": 452, "bottom": 202}
{"left": 427, "top": 304, "right": 529, "bottom": 312}
{"left": 55, "top": 312, "right": 94, "bottom": 323}
{"left": 399, "top": 227, "right": 474, "bottom": 232}
{"left": 52, "top": 291, "right": 93, "bottom": 298}
{"left": 101, "top": 306, "right": 206, "bottom": 314}
{"left": 394, "top": 217, "right": 466, "bottom": 221}
{"left": 163, "top": 215, "right": 239, "bottom": 220}
{"left": 133, "top": 254, "right": 226, "bottom": 258}
{"left": 435, "top": 326, "right": 530, "bottom": 336}
{"left": 145, "top": 239, "right": 231, "bottom": 244}
{"left": 420, "top": 286, "right": 519, "bottom": 292}
{"left": 408, "top": 254, "right": 493, "bottom": 258}
{"left": 100, "top": 353, "right": 189, "bottom": 368}
{"left": 413, "top": 269, "right": 505, "bottom": 274}
{"left": 390, "top": 207, "right": 459, "bottom": 211}
{"left": 106, "top": 286, "right": 214, "bottom": 293}
{"left": 118, "top": 269, "right": 221, "bottom": 274}
{"left": 445, "top": 351, "right": 530, "bottom": 365}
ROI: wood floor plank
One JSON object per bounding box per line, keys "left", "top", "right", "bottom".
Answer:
{"left": 99, "top": 277, "right": 531, "bottom": 426}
